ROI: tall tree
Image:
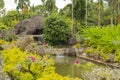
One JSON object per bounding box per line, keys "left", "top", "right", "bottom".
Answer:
{"left": 61, "top": 0, "right": 86, "bottom": 34}
{"left": 14, "top": 0, "right": 30, "bottom": 11}
{"left": 0, "top": 0, "right": 5, "bottom": 17}
{"left": 97, "top": 0, "right": 104, "bottom": 26}
{"left": 61, "top": 0, "right": 86, "bottom": 22}
{"left": 85, "top": 0, "right": 88, "bottom": 27}
{"left": 45, "top": 0, "right": 56, "bottom": 13}
{"left": 41, "top": 0, "right": 57, "bottom": 15}
{"left": 73, "top": 0, "right": 86, "bottom": 22}
{"left": 0, "top": 0, "right": 4, "bottom": 9}
{"left": 59, "top": 4, "right": 72, "bottom": 18}
{"left": 104, "top": 0, "right": 118, "bottom": 25}
{"left": 30, "top": 5, "right": 45, "bottom": 15}
{"left": 87, "top": 0, "right": 98, "bottom": 26}
{"left": 98, "top": 0, "right": 101, "bottom": 26}
{"left": 117, "top": 0, "right": 120, "bottom": 24}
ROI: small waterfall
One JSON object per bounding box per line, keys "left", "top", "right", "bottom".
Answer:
{"left": 55, "top": 52, "right": 64, "bottom": 58}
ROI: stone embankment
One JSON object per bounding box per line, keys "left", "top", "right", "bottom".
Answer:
{"left": 44, "top": 47, "right": 85, "bottom": 56}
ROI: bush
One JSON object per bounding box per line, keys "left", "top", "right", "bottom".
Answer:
{"left": 0, "top": 22, "right": 8, "bottom": 30}
{"left": 0, "top": 39, "right": 8, "bottom": 50}
{"left": 2, "top": 47, "right": 54, "bottom": 80}
{"left": 1, "top": 10, "right": 20, "bottom": 28}
{"left": 82, "top": 25, "right": 120, "bottom": 62}
{"left": 0, "top": 10, "right": 35, "bottom": 29}
{"left": 16, "top": 36, "right": 34, "bottom": 50}
{"left": 0, "top": 29, "right": 17, "bottom": 42}
{"left": 44, "top": 14, "right": 71, "bottom": 45}
{"left": 82, "top": 66, "right": 120, "bottom": 80}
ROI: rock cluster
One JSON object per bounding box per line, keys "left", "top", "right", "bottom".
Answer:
{"left": 14, "top": 15, "right": 44, "bottom": 36}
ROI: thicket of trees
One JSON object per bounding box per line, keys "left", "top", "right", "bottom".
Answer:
{"left": 1, "top": 0, "right": 120, "bottom": 27}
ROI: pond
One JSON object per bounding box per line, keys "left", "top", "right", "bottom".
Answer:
{"left": 53, "top": 55, "right": 120, "bottom": 80}
{"left": 53, "top": 55, "right": 89, "bottom": 78}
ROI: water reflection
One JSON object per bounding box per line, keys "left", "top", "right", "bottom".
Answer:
{"left": 53, "top": 55, "right": 87, "bottom": 78}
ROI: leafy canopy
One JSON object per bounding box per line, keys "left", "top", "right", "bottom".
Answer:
{"left": 44, "top": 13, "right": 71, "bottom": 45}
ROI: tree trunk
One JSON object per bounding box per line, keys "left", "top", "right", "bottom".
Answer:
{"left": 118, "top": 14, "right": 120, "bottom": 23}
{"left": 110, "top": 0, "right": 113, "bottom": 26}
{"left": 98, "top": 0, "right": 101, "bottom": 27}
{"left": 117, "top": 0, "right": 120, "bottom": 24}
{"left": 85, "top": 0, "right": 88, "bottom": 27}
{"left": 72, "top": 0, "right": 74, "bottom": 34}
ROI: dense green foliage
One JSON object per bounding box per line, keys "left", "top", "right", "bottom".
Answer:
{"left": 14, "top": 0, "right": 30, "bottom": 10}
{"left": 0, "top": 10, "right": 36, "bottom": 28}
{"left": 2, "top": 47, "right": 53, "bottom": 79}
{"left": 73, "top": 0, "right": 86, "bottom": 22}
{"left": 44, "top": 14, "right": 71, "bottom": 45}
{"left": 80, "top": 62, "right": 120, "bottom": 80}
{"left": 59, "top": 0, "right": 86, "bottom": 24}
{"left": 0, "top": 10, "right": 19, "bottom": 28}
{"left": 82, "top": 25, "right": 120, "bottom": 61}
{"left": 0, "top": 0, "right": 4, "bottom": 9}
{"left": 0, "top": 30, "right": 17, "bottom": 42}
{"left": 0, "top": 22, "right": 8, "bottom": 30}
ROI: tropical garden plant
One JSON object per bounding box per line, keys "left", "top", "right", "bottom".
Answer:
{"left": 44, "top": 13, "right": 71, "bottom": 45}
{"left": 82, "top": 25, "right": 120, "bottom": 62}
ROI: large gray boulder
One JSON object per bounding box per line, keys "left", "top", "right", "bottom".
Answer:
{"left": 68, "top": 36, "right": 77, "bottom": 45}
{"left": 68, "top": 47, "right": 76, "bottom": 56}
{"left": 14, "top": 15, "right": 44, "bottom": 36}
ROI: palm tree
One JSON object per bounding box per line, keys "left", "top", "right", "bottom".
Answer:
{"left": 0, "top": 0, "right": 4, "bottom": 9}
{"left": 63, "top": 0, "right": 86, "bottom": 34}
{"left": 116, "top": 0, "right": 120, "bottom": 24}
{"left": 41, "top": 0, "right": 57, "bottom": 15}
{"left": 98, "top": 0, "right": 104, "bottom": 27}
{"left": 45, "top": 0, "right": 56, "bottom": 13}
{"left": 0, "top": 0, "right": 5, "bottom": 17}
{"left": 14, "top": 0, "right": 30, "bottom": 11}
{"left": 73, "top": 0, "right": 86, "bottom": 22}
{"left": 62, "top": 0, "right": 86, "bottom": 22}
{"left": 104, "top": 0, "right": 118, "bottom": 25}
{"left": 117, "top": 0, "right": 120, "bottom": 24}
{"left": 86, "top": 0, "right": 88, "bottom": 27}
{"left": 59, "top": 4, "right": 72, "bottom": 17}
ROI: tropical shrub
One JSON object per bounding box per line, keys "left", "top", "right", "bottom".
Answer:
{"left": 15, "top": 36, "right": 48, "bottom": 55}
{"left": 0, "top": 10, "right": 36, "bottom": 29}
{"left": 0, "top": 22, "right": 8, "bottom": 30}
{"left": 0, "top": 29, "right": 17, "bottom": 42}
{"left": 114, "top": 50, "right": 120, "bottom": 62}
{"left": 78, "top": 62, "right": 120, "bottom": 80}
{"left": 1, "top": 10, "right": 20, "bottom": 28}
{"left": 0, "top": 39, "right": 7, "bottom": 45}
{"left": 82, "top": 25, "right": 120, "bottom": 62}
{"left": 44, "top": 13, "right": 71, "bottom": 45}
{"left": 2, "top": 47, "right": 54, "bottom": 80}
{"left": 16, "top": 36, "right": 34, "bottom": 50}
{"left": 82, "top": 66, "right": 120, "bottom": 80}
{"left": 74, "top": 43, "right": 81, "bottom": 49}
{"left": 0, "top": 39, "right": 8, "bottom": 50}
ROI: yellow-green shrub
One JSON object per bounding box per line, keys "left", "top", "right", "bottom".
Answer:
{"left": 38, "top": 73, "right": 81, "bottom": 80}
{"left": 2, "top": 47, "right": 54, "bottom": 80}
{"left": 82, "top": 25, "right": 120, "bottom": 62}
{"left": 0, "top": 22, "right": 8, "bottom": 30}
{"left": 0, "top": 39, "right": 8, "bottom": 50}
{"left": 0, "top": 39, "right": 8, "bottom": 45}
{"left": 74, "top": 43, "right": 81, "bottom": 49}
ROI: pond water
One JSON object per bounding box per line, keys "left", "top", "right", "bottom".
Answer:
{"left": 53, "top": 55, "right": 89, "bottom": 78}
